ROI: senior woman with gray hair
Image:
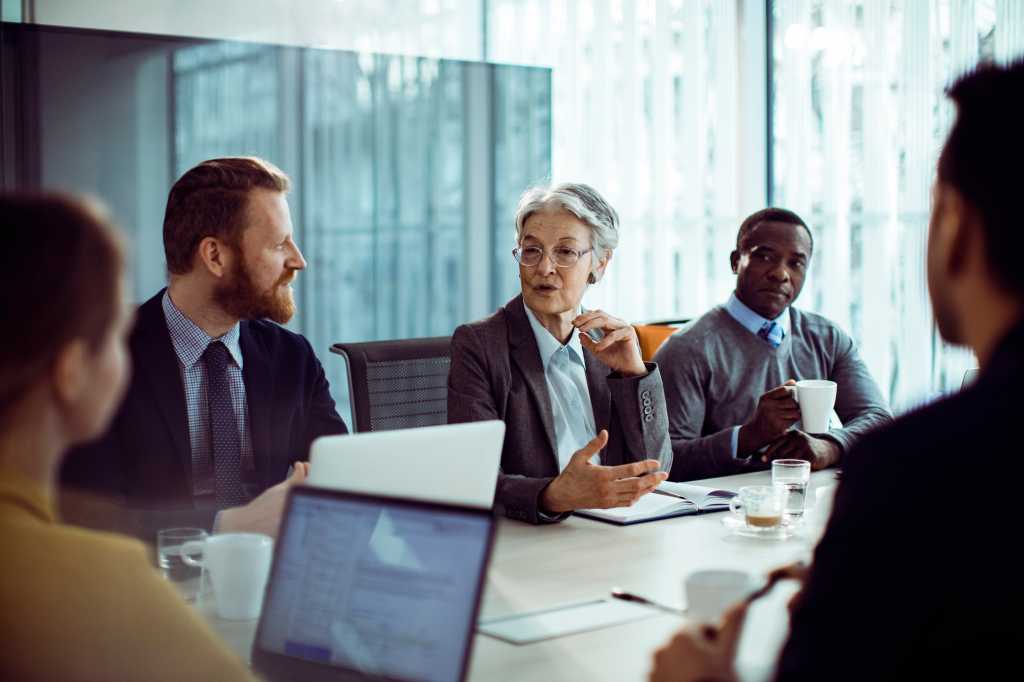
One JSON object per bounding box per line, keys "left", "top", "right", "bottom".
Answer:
{"left": 447, "top": 182, "right": 672, "bottom": 523}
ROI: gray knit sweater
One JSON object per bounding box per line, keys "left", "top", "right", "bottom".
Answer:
{"left": 653, "top": 305, "right": 892, "bottom": 481}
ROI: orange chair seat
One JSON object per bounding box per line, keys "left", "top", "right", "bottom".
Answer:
{"left": 634, "top": 324, "right": 680, "bottom": 361}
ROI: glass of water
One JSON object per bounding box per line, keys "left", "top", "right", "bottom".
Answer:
{"left": 157, "top": 527, "right": 207, "bottom": 602}
{"left": 772, "top": 459, "right": 811, "bottom": 520}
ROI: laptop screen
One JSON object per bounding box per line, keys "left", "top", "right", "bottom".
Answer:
{"left": 255, "top": 488, "right": 495, "bottom": 682}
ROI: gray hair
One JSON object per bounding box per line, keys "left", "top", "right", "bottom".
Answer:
{"left": 513, "top": 182, "right": 620, "bottom": 260}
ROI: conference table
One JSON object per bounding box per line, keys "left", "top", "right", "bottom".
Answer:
{"left": 202, "top": 469, "right": 840, "bottom": 682}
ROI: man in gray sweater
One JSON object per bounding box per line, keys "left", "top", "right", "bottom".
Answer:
{"left": 653, "top": 208, "right": 892, "bottom": 481}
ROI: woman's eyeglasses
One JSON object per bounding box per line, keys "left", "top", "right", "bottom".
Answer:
{"left": 512, "top": 245, "right": 593, "bottom": 268}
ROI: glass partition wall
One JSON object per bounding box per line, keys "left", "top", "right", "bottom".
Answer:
{"left": 4, "top": 0, "right": 1024, "bottom": 414}
{"left": 486, "top": 0, "right": 1024, "bottom": 412}
{"left": 769, "top": 0, "right": 1024, "bottom": 410}
{"left": 0, "top": 22, "right": 551, "bottom": 421}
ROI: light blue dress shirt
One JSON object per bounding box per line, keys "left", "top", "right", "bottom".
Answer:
{"left": 723, "top": 293, "right": 790, "bottom": 459}
{"left": 523, "top": 305, "right": 598, "bottom": 471}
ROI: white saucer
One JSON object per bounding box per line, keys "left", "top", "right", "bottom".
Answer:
{"left": 721, "top": 514, "right": 796, "bottom": 540}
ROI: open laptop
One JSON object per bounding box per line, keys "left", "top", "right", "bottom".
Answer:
{"left": 252, "top": 486, "right": 497, "bottom": 682}
{"left": 307, "top": 420, "right": 505, "bottom": 509}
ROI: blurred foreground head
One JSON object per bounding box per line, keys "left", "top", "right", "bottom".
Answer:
{"left": 928, "top": 59, "right": 1024, "bottom": 347}
{"left": 0, "top": 192, "right": 129, "bottom": 448}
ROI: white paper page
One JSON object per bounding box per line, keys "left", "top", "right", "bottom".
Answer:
{"left": 578, "top": 490, "right": 693, "bottom": 522}
{"left": 478, "top": 599, "right": 657, "bottom": 645}
{"left": 657, "top": 482, "right": 735, "bottom": 510}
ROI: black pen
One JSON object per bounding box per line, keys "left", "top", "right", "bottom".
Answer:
{"left": 610, "top": 587, "right": 685, "bottom": 616}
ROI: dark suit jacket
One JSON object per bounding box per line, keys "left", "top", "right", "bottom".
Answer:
{"left": 774, "top": 321, "right": 1024, "bottom": 680}
{"left": 447, "top": 295, "right": 671, "bottom": 523}
{"left": 60, "top": 290, "right": 347, "bottom": 539}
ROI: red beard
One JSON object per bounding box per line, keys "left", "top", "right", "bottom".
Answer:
{"left": 213, "top": 259, "right": 296, "bottom": 324}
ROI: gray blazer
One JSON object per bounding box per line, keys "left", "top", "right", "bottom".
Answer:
{"left": 447, "top": 295, "right": 671, "bottom": 523}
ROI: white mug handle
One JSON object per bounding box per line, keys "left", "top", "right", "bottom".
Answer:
{"left": 180, "top": 540, "right": 205, "bottom": 569}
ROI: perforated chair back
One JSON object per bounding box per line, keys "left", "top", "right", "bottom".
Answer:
{"left": 331, "top": 337, "right": 451, "bottom": 433}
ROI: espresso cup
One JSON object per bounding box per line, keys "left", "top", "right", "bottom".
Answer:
{"left": 789, "top": 380, "right": 837, "bottom": 434}
{"left": 684, "top": 569, "right": 754, "bottom": 623}
{"left": 182, "top": 532, "right": 273, "bottom": 621}
{"left": 728, "top": 484, "right": 787, "bottom": 530}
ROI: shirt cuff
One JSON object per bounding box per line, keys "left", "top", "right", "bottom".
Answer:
{"left": 730, "top": 425, "right": 742, "bottom": 459}
{"left": 212, "top": 510, "right": 223, "bottom": 533}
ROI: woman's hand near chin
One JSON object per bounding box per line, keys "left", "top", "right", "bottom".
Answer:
{"left": 573, "top": 309, "right": 647, "bottom": 377}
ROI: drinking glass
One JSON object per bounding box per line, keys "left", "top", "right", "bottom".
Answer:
{"left": 157, "top": 527, "right": 207, "bottom": 602}
{"left": 772, "top": 459, "right": 812, "bottom": 519}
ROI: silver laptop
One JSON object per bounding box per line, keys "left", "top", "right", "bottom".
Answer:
{"left": 252, "top": 486, "right": 496, "bottom": 682}
{"left": 307, "top": 420, "right": 505, "bottom": 509}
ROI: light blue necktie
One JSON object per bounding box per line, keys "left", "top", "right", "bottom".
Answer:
{"left": 757, "top": 321, "right": 784, "bottom": 348}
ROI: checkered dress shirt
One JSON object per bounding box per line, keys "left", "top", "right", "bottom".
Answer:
{"left": 161, "top": 292, "right": 254, "bottom": 502}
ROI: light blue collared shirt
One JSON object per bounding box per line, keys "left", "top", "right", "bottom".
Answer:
{"left": 523, "top": 305, "right": 598, "bottom": 471}
{"left": 724, "top": 292, "right": 791, "bottom": 339}
{"left": 723, "top": 292, "right": 790, "bottom": 459}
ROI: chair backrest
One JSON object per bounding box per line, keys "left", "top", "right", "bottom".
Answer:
{"left": 633, "top": 319, "right": 689, "bottom": 361}
{"left": 331, "top": 336, "right": 452, "bottom": 433}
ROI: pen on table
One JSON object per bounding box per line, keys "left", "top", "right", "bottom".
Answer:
{"left": 610, "top": 587, "right": 685, "bottom": 616}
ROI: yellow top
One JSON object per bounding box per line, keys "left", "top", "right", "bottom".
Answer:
{"left": 0, "top": 468, "right": 256, "bottom": 681}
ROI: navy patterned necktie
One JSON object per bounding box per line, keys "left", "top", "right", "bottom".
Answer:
{"left": 757, "top": 320, "right": 784, "bottom": 348}
{"left": 202, "top": 341, "right": 246, "bottom": 507}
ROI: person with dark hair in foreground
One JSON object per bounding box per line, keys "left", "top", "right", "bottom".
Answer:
{"left": 0, "top": 193, "right": 255, "bottom": 681}
{"left": 61, "top": 157, "right": 347, "bottom": 540}
{"left": 650, "top": 58, "right": 1024, "bottom": 682}
{"left": 654, "top": 207, "right": 891, "bottom": 481}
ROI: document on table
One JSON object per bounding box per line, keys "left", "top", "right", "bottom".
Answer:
{"left": 478, "top": 598, "right": 658, "bottom": 645}
{"left": 574, "top": 483, "right": 736, "bottom": 525}
{"left": 656, "top": 482, "right": 735, "bottom": 510}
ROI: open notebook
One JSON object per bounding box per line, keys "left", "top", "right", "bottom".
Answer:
{"left": 575, "top": 482, "right": 737, "bottom": 526}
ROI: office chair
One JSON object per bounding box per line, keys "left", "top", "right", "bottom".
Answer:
{"left": 331, "top": 336, "right": 451, "bottom": 433}
{"left": 633, "top": 318, "right": 689, "bottom": 361}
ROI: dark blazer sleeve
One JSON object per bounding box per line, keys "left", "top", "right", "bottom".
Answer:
{"left": 62, "top": 437, "right": 222, "bottom": 540}
{"left": 299, "top": 335, "right": 348, "bottom": 452}
{"left": 605, "top": 363, "right": 672, "bottom": 472}
{"left": 447, "top": 323, "right": 559, "bottom": 524}
{"left": 60, "top": 424, "right": 137, "bottom": 537}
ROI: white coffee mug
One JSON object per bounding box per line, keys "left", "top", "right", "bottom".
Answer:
{"left": 790, "top": 380, "right": 837, "bottom": 434}
{"left": 684, "top": 569, "right": 754, "bottom": 623}
{"left": 182, "top": 532, "right": 273, "bottom": 621}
